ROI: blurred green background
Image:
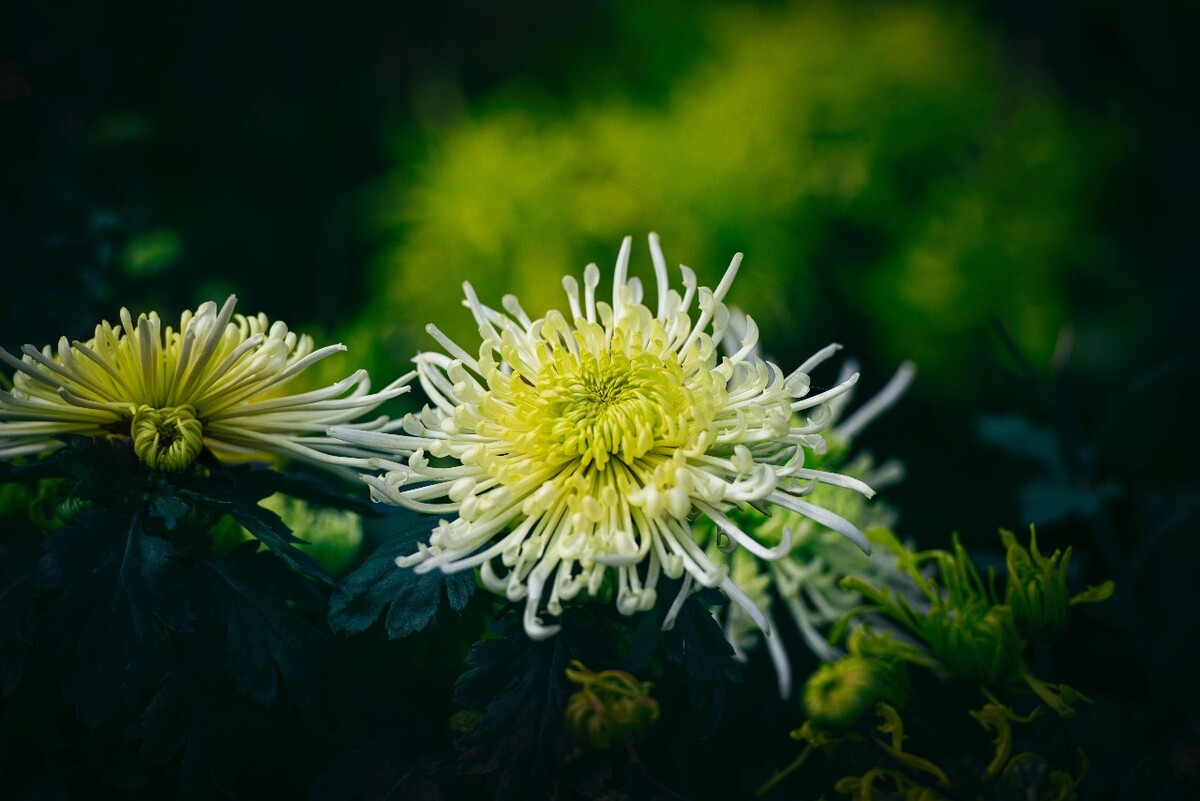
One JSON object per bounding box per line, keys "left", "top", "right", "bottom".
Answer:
{"left": 3, "top": 0, "right": 1198, "bottom": 793}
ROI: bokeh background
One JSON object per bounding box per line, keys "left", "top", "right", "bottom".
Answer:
{"left": 3, "top": 0, "right": 1198, "bottom": 796}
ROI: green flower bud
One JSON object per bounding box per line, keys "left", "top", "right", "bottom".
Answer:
{"left": 609, "top": 695, "right": 660, "bottom": 731}
{"left": 19, "top": 479, "right": 85, "bottom": 532}
{"left": 1002, "top": 527, "right": 1114, "bottom": 646}
{"left": 1002, "top": 527, "right": 1069, "bottom": 644}
{"left": 802, "top": 655, "right": 909, "bottom": 729}
{"left": 925, "top": 602, "right": 1024, "bottom": 685}
{"left": 131, "top": 404, "right": 203, "bottom": 472}
{"left": 564, "top": 661, "right": 659, "bottom": 752}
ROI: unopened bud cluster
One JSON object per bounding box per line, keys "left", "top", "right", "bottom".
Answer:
{"left": 1002, "top": 527, "right": 1113, "bottom": 646}
{"left": 564, "top": 660, "right": 660, "bottom": 751}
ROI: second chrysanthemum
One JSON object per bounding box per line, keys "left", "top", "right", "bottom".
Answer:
{"left": 0, "top": 296, "right": 410, "bottom": 473}
{"left": 334, "top": 235, "right": 875, "bottom": 638}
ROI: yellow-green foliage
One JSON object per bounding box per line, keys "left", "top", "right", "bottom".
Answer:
{"left": 352, "top": 2, "right": 1113, "bottom": 399}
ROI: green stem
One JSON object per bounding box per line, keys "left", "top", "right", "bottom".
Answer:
{"left": 755, "top": 745, "right": 811, "bottom": 797}
{"left": 1035, "top": 645, "right": 1079, "bottom": 776}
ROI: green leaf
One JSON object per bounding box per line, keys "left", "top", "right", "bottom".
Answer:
{"left": 178, "top": 466, "right": 332, "bottom": 584}
{"left": 328, "top": 512, "right": 474, "bottom": 638}
{"left": 975, "top": 414, "right": 1066, "bottom": 476}
{"left": 1070, "top": 579, "right": 1116, "bottom": 606}
{"left": 48, "top": 436, "right": 148, "bottom": 502}
{"left": 0, "top": 453, "right": 67, "bottom": 484}
{"left": 453, "top": 613, "right": 608, "bottom": 800}
{"left": 659, "top": 594, "right": 741, "bottom": 737}
{"left": 37, "top": 509, "right": 194, "bottom": 727}
{"left": 149, "top": 491, "right": 190, "bottom": 531}
{"left": 192, "top": 544, "right": 329, "bottom": 706}
{"left": 1017, "top": 478, "right": 1121, "bottom": 525}
{"left": 232, "top": 465, "right": 382, "bottom": 516}
{"left": 138, "top": 668, "right": 245, "bottom": 800}
{"left": 310, "top": 740, "right": 448, "bottom": 801}
{"left": 0, "top": 545, "right": 42, "bottom": 697}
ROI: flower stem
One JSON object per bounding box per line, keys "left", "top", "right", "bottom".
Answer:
{"left": 755, "top": 745, "right": 811, "bottom": 797}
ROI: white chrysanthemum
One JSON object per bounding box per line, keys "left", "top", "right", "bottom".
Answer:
{"left": 706, "top": 352, "right": 917, "bottom": 697}
{"left": 0, "top": 295, "right": 411, "bottom": 473}
{"left": 333, "top": 235, "right": 874, "bottom": 639}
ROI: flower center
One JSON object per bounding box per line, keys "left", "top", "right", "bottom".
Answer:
{"left": 517, "top": 345, "right": 697, "bottom": 471}
{"left": 131, "top": 404, "right": 204, "bottom": 472}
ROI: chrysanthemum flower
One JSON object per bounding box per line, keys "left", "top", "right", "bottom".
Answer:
{"left": 703, "top": 351, "right": 917, "bottom": 697}
{"left": 333, "top": 235, "right": 874, "bottom": 639}
{"left": 0, "top": 296, "right": 410, "bottom": 473}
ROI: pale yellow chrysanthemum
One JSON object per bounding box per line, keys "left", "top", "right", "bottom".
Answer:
{"left": 333, "top": 235, "right": 874, "bottom": 639}
{"left": 0, "top": 296, "right": 411, "bottom": 473}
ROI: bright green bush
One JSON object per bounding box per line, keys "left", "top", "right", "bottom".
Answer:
{"left": 351, "top": 1, "right": 1115, "bottom": 398}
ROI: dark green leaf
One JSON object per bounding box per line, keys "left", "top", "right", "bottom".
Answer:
{"left": 659, "top": 595, "right": 741, "bottom": 737}
{"left": 228, "top": 502, "right": 333, "bottom": 583}
{"left": 149, "top": 491, "right": 190, "bottom": 531}
{"left": 37, "top": 509, "right": 193, "bottom": 726}
{"left": 231, "top": 464, "right": 382, "bottom": 516}
{"left": 328, "top": 513, "right": 473, "bottom": 638}
{"left": 193, "top": 544, "right": 329, "bottom": 706}
{"left": 975, "top": 414, "right": 1065, "bottom": 476}
{"left": 311, "top": 741, "right": 448, "bottom": 801}
{"left": 0, "top": 547, "right": 41, "bottom": 697}
{"left": 139, "top": 669, "right": 244, "bottom": 800}
{"left": 1017, "top": 478, "right": 1121, "bottom": 525}
{"left": 49, "top": 436, "right": 148, "bottom": 502}
{"left": 0, "top": 454, "right": 64, "bottom": 484}
{"left": 178, "top": 467, "right": 332, "bottom": 584}
{"left": 453, "top": 613, "right": 607, "bottom": 801}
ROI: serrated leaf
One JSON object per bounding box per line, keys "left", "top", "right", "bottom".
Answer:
{"left": 37, "top": 509, "right": 194, "bottom": 726}
{"left": 311, "top": 741, "right": 447, "bottom": 801}
{"left": 50, "top": 436, "right": 148, "bottom": 501}
{"left": 149, "top": 491, "right": 190, "bottom": 530}
{"left": 0, "top": 548, "right": 42, "bottom": 697}
{"left": 192, "top": 544, "right": 329, "bottom": 706}
{"left": 0, "top": 453, "right": 65, "bottom": 484}
{"left": 228, "top": 503, "right": 333, "bottom": 583}
{"left": 178, "top": 468, "right": 332, "bottom": 584}
{"left": 453, "top": 613, "right": 607, "bottom": 801}
{"left": 328, "top": 515, "right": 474, "bottom": 638}
{"left": 659, "top": 595, "right": 741, "bottom": 737}
{"left": 975, "top": 414, "right": 1065, "bottom": 476}
{"left": 139, "top": 670, "right": 244, "bottom": 800}
{"left": 1017, "top": 478, "right": 1121, "bottom": 524}
{"left": 232, "top": 465, "right": 381, "bottom": 516}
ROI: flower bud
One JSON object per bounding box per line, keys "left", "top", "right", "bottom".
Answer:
{"left": 564, "top": 661, "right": 659, "bottom": 751}
{"left": 131, "top": 404, "right": 203, "bottom": 472}
{"left": 926, "top": 602, "right": 1024, "bottom": 685}
{"left": 1001, "top": 527, "right": 1113, "bottom": 646}
{"left": 1002, "top": 528, "right": 1071, "bottom": 645}
{"left": 802, "top": 655, "right": 909, "bottom": 729}
{"left": 25, "top": 480, "right": 89, "bottom": 531}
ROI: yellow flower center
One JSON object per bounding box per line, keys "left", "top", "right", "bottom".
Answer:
{"left": 518, "top": 344, "right": 696, "bottom": 472}
{"left": 131, "top": 404, "right": 204, "bottom": 472}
